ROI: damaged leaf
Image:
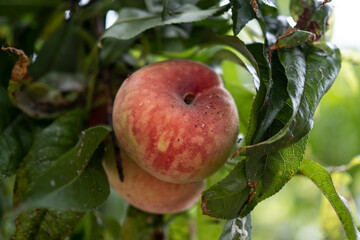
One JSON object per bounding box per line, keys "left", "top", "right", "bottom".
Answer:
{"left": 2, "top": 47, "right": 87, "bottom": 119}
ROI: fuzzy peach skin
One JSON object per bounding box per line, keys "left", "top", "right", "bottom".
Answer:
{"left": 103, "top": 148, "right": 205, "bottom": 214}
{"left": 113, "top": 59, "right": 239, "bottom": 183}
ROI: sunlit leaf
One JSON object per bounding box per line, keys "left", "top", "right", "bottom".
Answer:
{"left": 261, "top": 0, "right": 276, "bottom": 8}
{"left": 102, "top": 5, "right": 228, "bottom": 40}
{"left": 299, "top": 159, "right": 360, "bottom": 240}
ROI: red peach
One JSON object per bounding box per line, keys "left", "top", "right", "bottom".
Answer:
{"left": 113, "top": 59, "right": 239, "bottom": 183}
{"left": 103, "top": 148, "right": 205, "bottom": 214}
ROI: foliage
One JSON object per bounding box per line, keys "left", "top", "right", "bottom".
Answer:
{"left": 0, "top": 0, "right": 358, "bottom": 239}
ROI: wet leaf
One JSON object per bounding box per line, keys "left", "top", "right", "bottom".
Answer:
{"left": 242, "top": 43, "right": 270, "bottom": 145}
{"left": 299, "top": 159, "right": 360, "bottom": 240}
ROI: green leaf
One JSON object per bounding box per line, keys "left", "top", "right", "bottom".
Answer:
{"left": 219, "top": 215, "right": 252, "bottom": 240}
{"left": 299, "top": 159, "right": 360, "bottom": 240}
{"left": 240, "top": 44, "right": 339, "bottom": 214}
{"left": 245, "top": 47, "right": 306, "bottom": 183}
{"left": 19, "top": 125, "right": 111, "bottom": 211}
{"left": 13, "top": 209, "right": 84, "bottom": 240}
{"left": 240, "top": 136, "right": 307, "bottom": 216}
{"left": 13, "top": 109, "right": 86, "bottom": 205}
{"left": 28, "top": 21, "right": 87, "bottom": 79}
{"left": 202, "top": 160, "right": 250, "bottom": 219}
{"left": 242, "top": 43, "right": 270, "bottom": 145}
{"left": 102, "top": 5, "right": 228, "bottom": 40}
{"left": 277, "top": 29, "right": 316, "bottom": 48}
{"left": 230, "top": 0, "right": 257, "bottom": 35}
{"left": 0, "top": 87, "right": 18, "bottom": 132}
{"left": 241, "top": 43, "right": 341, "bottom": 161}
{"left": 0, "top": 114, "right": 45, "bottom": 177}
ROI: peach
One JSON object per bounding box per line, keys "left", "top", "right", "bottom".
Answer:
{"left": 103, "top": 148, "right": 205, "bottom": 214}
{"left": 113, "top": 59, "right": 239, "bottom": 183}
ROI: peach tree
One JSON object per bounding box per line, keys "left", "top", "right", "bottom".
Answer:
{"left": 0, "top": 0, "right": 358, "bottom": 239}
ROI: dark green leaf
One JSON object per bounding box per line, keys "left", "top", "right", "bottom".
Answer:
{"left": 28, "top": 22, "right": 87, "bottom": 79}
{"left": 246, "top": 47, "right": 306, "bottom": 183}
{"left": 13, "top": 109, "right": 86, "bottom": 205}
{"left": 102, "top": 5, "right": 228, "bottom": 40}
{"left": 243, "top": 43, "right": 270, "bottom": 145}
{"left": 219, "top": 215, "right": 252, "bottom": 240}
{"left": 0, "top": 86, "right": 18, "bottom": 132}
{"left": 202, "top": 160, "right": 250, "bottom": 219}
{"left": 251, "top": 50, "right": 289, "bottom": 144}
{"left": 240, "top": 136, "right": 307, "bottom": 216}
{"left": 100, "top": 38, "right": 135, "bottom": 65}
{"left": 0, "top": 114, "right": 45, "bottom": 178}
{"left": 0, "top": 48, "right": 17, "bottom": 87}
{"left": 230, "top": 0, "right": 257, "bottom": 35}
{"left": 19, "top": 125, "right": 111, "bottom": 211}
{"left": 276, "top": 29, "right": 316, "bottom": 48}
{"left": 299, "top": 159, "right": 360, "bottom": 240}
{"left": 241, "top": 43, "right": 341, "bottom": 161}
{"left": 13, "top": 209, "right": 84, "bottom": 240}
